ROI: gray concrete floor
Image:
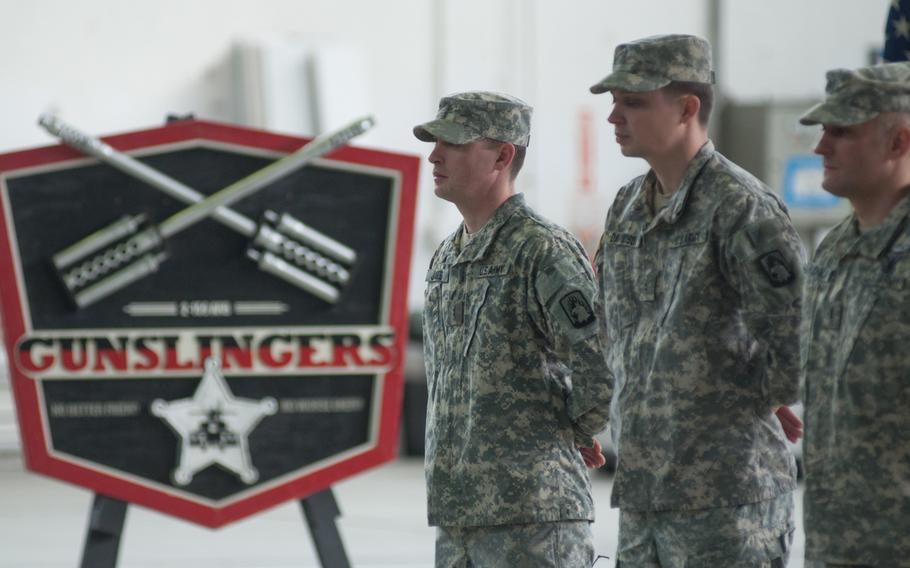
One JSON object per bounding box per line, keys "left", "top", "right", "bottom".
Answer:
{"left": 0, "top": 454, "right": 805, "bottom": 567}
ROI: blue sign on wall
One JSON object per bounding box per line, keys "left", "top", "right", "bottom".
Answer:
{"left": 782, "top": 155, "right": 841, "bottom": 209}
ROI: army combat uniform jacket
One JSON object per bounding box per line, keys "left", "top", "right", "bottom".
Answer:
{"left": 595, "top": 142, "right": 802, "bottom": 512}
{"left": 802, "top": 195, "right": 910, "bottom": 566}
{"left": 423, "top": 194, "right": 613, "bottom": 527}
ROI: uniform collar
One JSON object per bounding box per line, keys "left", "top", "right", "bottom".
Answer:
{"left": 657, "top": 140, "right": 715, "bottom": 225}
{"left": 451, "top": 193, "right": 526, "bottom": 264}
{"left": 850, "top": 191, "right": 910, "bottom": 259}
{"left": 630, "top": 141, "right": 715, "bottom": 230}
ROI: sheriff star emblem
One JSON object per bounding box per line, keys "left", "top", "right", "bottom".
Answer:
{"left": 151, "top": 358, "right": 277, "bottom": 486}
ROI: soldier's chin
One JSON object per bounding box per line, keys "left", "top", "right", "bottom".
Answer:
{"left": 820, "top": 177, "right": 848, "bottom": 198}
{"left": 433, "top": 186, "right": 456, "bottom": 203}
{"left": 618, "top": 145, "right": 640, "bottom": 158}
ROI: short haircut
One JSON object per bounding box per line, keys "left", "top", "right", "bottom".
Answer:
{"left": 485, "top": 139, "right": 527, "bottom": 181}
{"left": 662, "top": 81, "right": 714, "bottom": 126}
{"left": 510, "top": 145, "right": 527, "bottom": 181}
{"left": 876, "top": 111, "right": 910, "bottom": 137}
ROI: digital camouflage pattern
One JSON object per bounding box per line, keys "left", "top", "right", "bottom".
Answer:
{"left": 423, "top": 194, "right": 613, "bottom": 527}
{"left": 436, "top": 520, "right": 594, "bottom": 567}
{"left": 589, "top": 34, "right": 715, "bottom": 94}
{"left": 617, "top": 492, "right": 793, "bottom": 567}
{"left": 803, "top": 563, "right": 875, "bottom": 568}
{"left": 594, "top": 141, "right": 802, "bottom": 513}
{"left": 414, "top": 91, "right": 533, "bottom": 147}
{"left": 801, "top": 194, "right": 910, "bottom": 566}
{"left": 800, "top": 62, "right": 910, "bottom": 126}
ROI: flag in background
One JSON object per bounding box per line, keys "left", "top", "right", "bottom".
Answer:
{"left": 885, "top": 0, "right": 910, "bottom": 62}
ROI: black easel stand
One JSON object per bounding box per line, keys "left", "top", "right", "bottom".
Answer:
{"left": 77, "top": 489, "right": 350, "bottom": 567}
{"left": 79, "top": 493, "right": 128, "bottom": 568}
{"left": 300, "top": 489, "right": 351, "bottom": 568}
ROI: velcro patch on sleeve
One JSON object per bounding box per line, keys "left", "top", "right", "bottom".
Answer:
{"left": 559, "top": 290, "right": 596, "bottom": 328}
{"left": 757, "top": 250, "right": 795, "bottom": 287}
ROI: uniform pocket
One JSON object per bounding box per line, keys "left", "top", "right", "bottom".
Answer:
{"left": 662, "top": 228, "right": 708, "bottom": 327}
{"left": 463, "top": 281, "right": 491, "bottom": 357}
{"left": 835, "top": 280, "right": 880, "bottom": 379}
{"left": 601, "top": 231, "right": 642, "bottom": 329}
{"left": 424, "top": 270, "right": 448, "bottom": 371}
{"left": 838, "top": 271, "right": 910, "bottom": 409}
{"left": 602, "top": 259, "right": 637, "bottom": 330}
{"left": 658, "top": 252, "right": 684, "bottom": 328}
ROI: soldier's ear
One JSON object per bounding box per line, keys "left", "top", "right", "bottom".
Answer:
{"left": 493, "top": 142, "right": 516, "bottom": 173}
{"left": 680, "top": 94, "right": 701, "bottom": 125}
{"left": 889, "top": 124, "right": 910, "bottom": 159}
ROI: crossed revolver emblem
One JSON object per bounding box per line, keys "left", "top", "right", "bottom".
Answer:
{"left": 39, "top": 114, "right": 374, "bottom": 309}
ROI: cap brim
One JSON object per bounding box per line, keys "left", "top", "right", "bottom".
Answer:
{"left": 589, "top": 70, "right": 670, "bottom": 94}
{"left": 799, "top": 99, "right": 879, "bottom": 126}
{"left": 413, "top": 120, "right": 481, "bottom": 144}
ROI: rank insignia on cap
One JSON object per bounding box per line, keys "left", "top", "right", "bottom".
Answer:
{"left": 559, "top": 290, "right": 596, "bottom": 328}
{"left": 757, "top": 250, "right": 795, "bottom": 287}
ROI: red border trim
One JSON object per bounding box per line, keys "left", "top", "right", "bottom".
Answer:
{"left": 0, "top": 119, "right": 419, "bottom": 527}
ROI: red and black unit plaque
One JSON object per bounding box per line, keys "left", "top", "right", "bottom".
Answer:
{"left": 0, "top": 119, "right": 418, "bottom": 527}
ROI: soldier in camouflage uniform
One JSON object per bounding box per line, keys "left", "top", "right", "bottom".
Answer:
{"left": 798, "top": 62, "right": 910, "bottom": 568}
{"left": 414, "top": 91, "right": 614, "bottom": 566}
{"left": 589, "top": 35, "right": 804, "bottom": 566}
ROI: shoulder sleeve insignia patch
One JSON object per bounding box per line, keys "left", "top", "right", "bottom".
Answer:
{"left": 559, "top": 290, "right": 596, "bottom": 328}
{"left": 757, "top": 250, "right": 795, "bottom": 287}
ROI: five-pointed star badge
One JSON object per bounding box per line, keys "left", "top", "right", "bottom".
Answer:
{"left": 151, "top": 358, "right": 277, "bottom": 486}
{"left": 895, "top": 15, "right": 910, "bottom": 39}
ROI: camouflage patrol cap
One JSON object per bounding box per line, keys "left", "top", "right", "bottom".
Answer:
{"left": 590, "top": 34, "right": 715, "bottom": 94}
{"left": 413, "top": 91, "right": 532, "bottom": 147}
{"left": 800, "top": 62, "right": 910, "bottom": 126}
